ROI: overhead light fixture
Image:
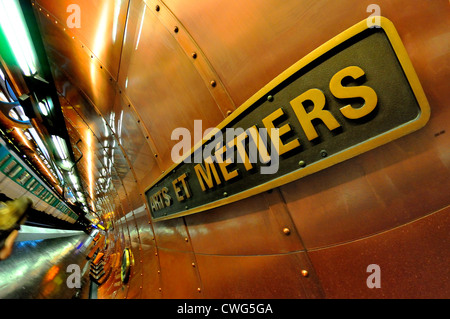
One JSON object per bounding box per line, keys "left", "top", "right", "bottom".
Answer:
{"left": 68, "top": 171, "right": 80, "bottom": 191}
{"left": 28, "top": 127, "right": 50, "bottom": 160}
{"left": 38, "top": 98, "right": 53, "bottom": 116}
{"left": 51, "top": 135, "right": 69, "bottom": 160}
{"left": 0, "top": 0, "right": 38, "bottom": 76}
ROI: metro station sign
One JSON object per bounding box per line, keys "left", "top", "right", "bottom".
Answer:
{"left": 145, "top": 17, "right": 430, "bottom": 221}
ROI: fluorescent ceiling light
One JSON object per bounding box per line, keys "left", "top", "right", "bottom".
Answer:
{"left": 28, "top": 128, "right": 50, "bottom": 160}
{"left": 38, "top": 98, "right": 53, "bottom": 116}
{"left": 38, "top": 101, "right": 49, "bottom": 116}
{"left": 0, "top": 0, "right": 38, "bottom": 76}
{"left": 51, "top": 135, "right": 69, "bottom": 160}
{"left": 68, "top": 171, "right": 79, "bottom": 190}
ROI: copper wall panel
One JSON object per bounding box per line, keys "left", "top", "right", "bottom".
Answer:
{"left": 185, "top": 191, "right": 304, "bottom": 256}
{"left": 139, "top": 246, "right": 162, "bottom": 298}
{"left": 280, "top": 133, "right": 450, "bottom": 249}
{"left": 165, "top": 0, "right": 448, "bottom": 106}
{"left": 35, "top": 11, "right": 117, "bottom": 120}
{"left": 111, "top": 94, "right": 160, "bottom": 189}
{"left": 195, "top": 252, "right": 322, "bottom": 299}
{"left": 308, "top": 207, "right": 450, "bottom": 298}
{"left": 117, "top": 0, "right": 225, "bottom": 171}
{"left": 126, "top": 214, "right": 144, "bottom": 299}
{"left": 152, "top": 217, "right": 192, "bottom": 251}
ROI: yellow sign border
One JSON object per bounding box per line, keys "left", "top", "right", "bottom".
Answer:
{"left": 147, "top": 17, "right": 430, "bottom": 222}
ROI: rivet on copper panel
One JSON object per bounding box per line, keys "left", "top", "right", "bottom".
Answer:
{"left": 283, "top": 227, "right": 291, "bottom": 235}
{"left": 197, "top": 288, "right": 201, "bottom": 293}
{"left": 192, "top": 52, "right": 197, "bottom": 59}
{"left": 184, "top": 237, "right": 189, "bottom": 242}
{"left": 226, "top": 110, "right": 232, "bottom": 116}
{"left": 210, "top": 80, "right": 217, "bottom": 87}
{"left": 301, "top": 270, "right": 309, "bottom": 277}
{"left": 155, "top": 5, "right": 160, "bottom": 12}
{"left": 191, "top": 263, "right": 195, "bottom": 267}
{"left": 174, "top": 26, "right": 179, "bottom": 33}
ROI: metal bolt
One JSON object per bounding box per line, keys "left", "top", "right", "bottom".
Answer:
{"left": 301, "top": 270, "right": 309, "bottom": 277}
{"left": 320, "top": 150, "right": 328, "bottom": 157}
{"left": 283, "top": 227, "right": 291, "bottom": 235}
{"left": 298, "top": 160, "right": 306, "bottom": 167}
{"left": 210, "top": 80, "right": 217, "bottom": 87}
{"left": 192, "top": 52, "right": 197, "bottom": 59}
{"left": 226, "top": 110, "right": 232, "bottom": 116}
{"left": 267, "top": 95, "right": 274, "bottom": 102}
{"left": 223, "top": 192, "right": 228, "bottom": 197}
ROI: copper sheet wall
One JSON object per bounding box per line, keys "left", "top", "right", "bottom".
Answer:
{"left": 32, "top": 0, "right": 449, "bottom": 298}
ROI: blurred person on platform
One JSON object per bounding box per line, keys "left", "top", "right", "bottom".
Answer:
{"left": 0, "top": 195, "right": 32, "bottom": 260}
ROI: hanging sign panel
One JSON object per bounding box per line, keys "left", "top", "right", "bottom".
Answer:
{"left": 145, "top": 17, "right": 430, "bottom": 221}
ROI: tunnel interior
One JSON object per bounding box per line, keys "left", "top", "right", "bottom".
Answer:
{"left": 0, "top": 0, "right": 449, "bottom": 300}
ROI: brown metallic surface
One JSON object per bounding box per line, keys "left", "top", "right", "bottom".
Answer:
{"left": 28, "top": 0, "right": 449, "bottom": 298}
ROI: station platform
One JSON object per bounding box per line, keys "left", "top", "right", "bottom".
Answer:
{"left": 0, "top": 231, "right": 94, "bottom": 299}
